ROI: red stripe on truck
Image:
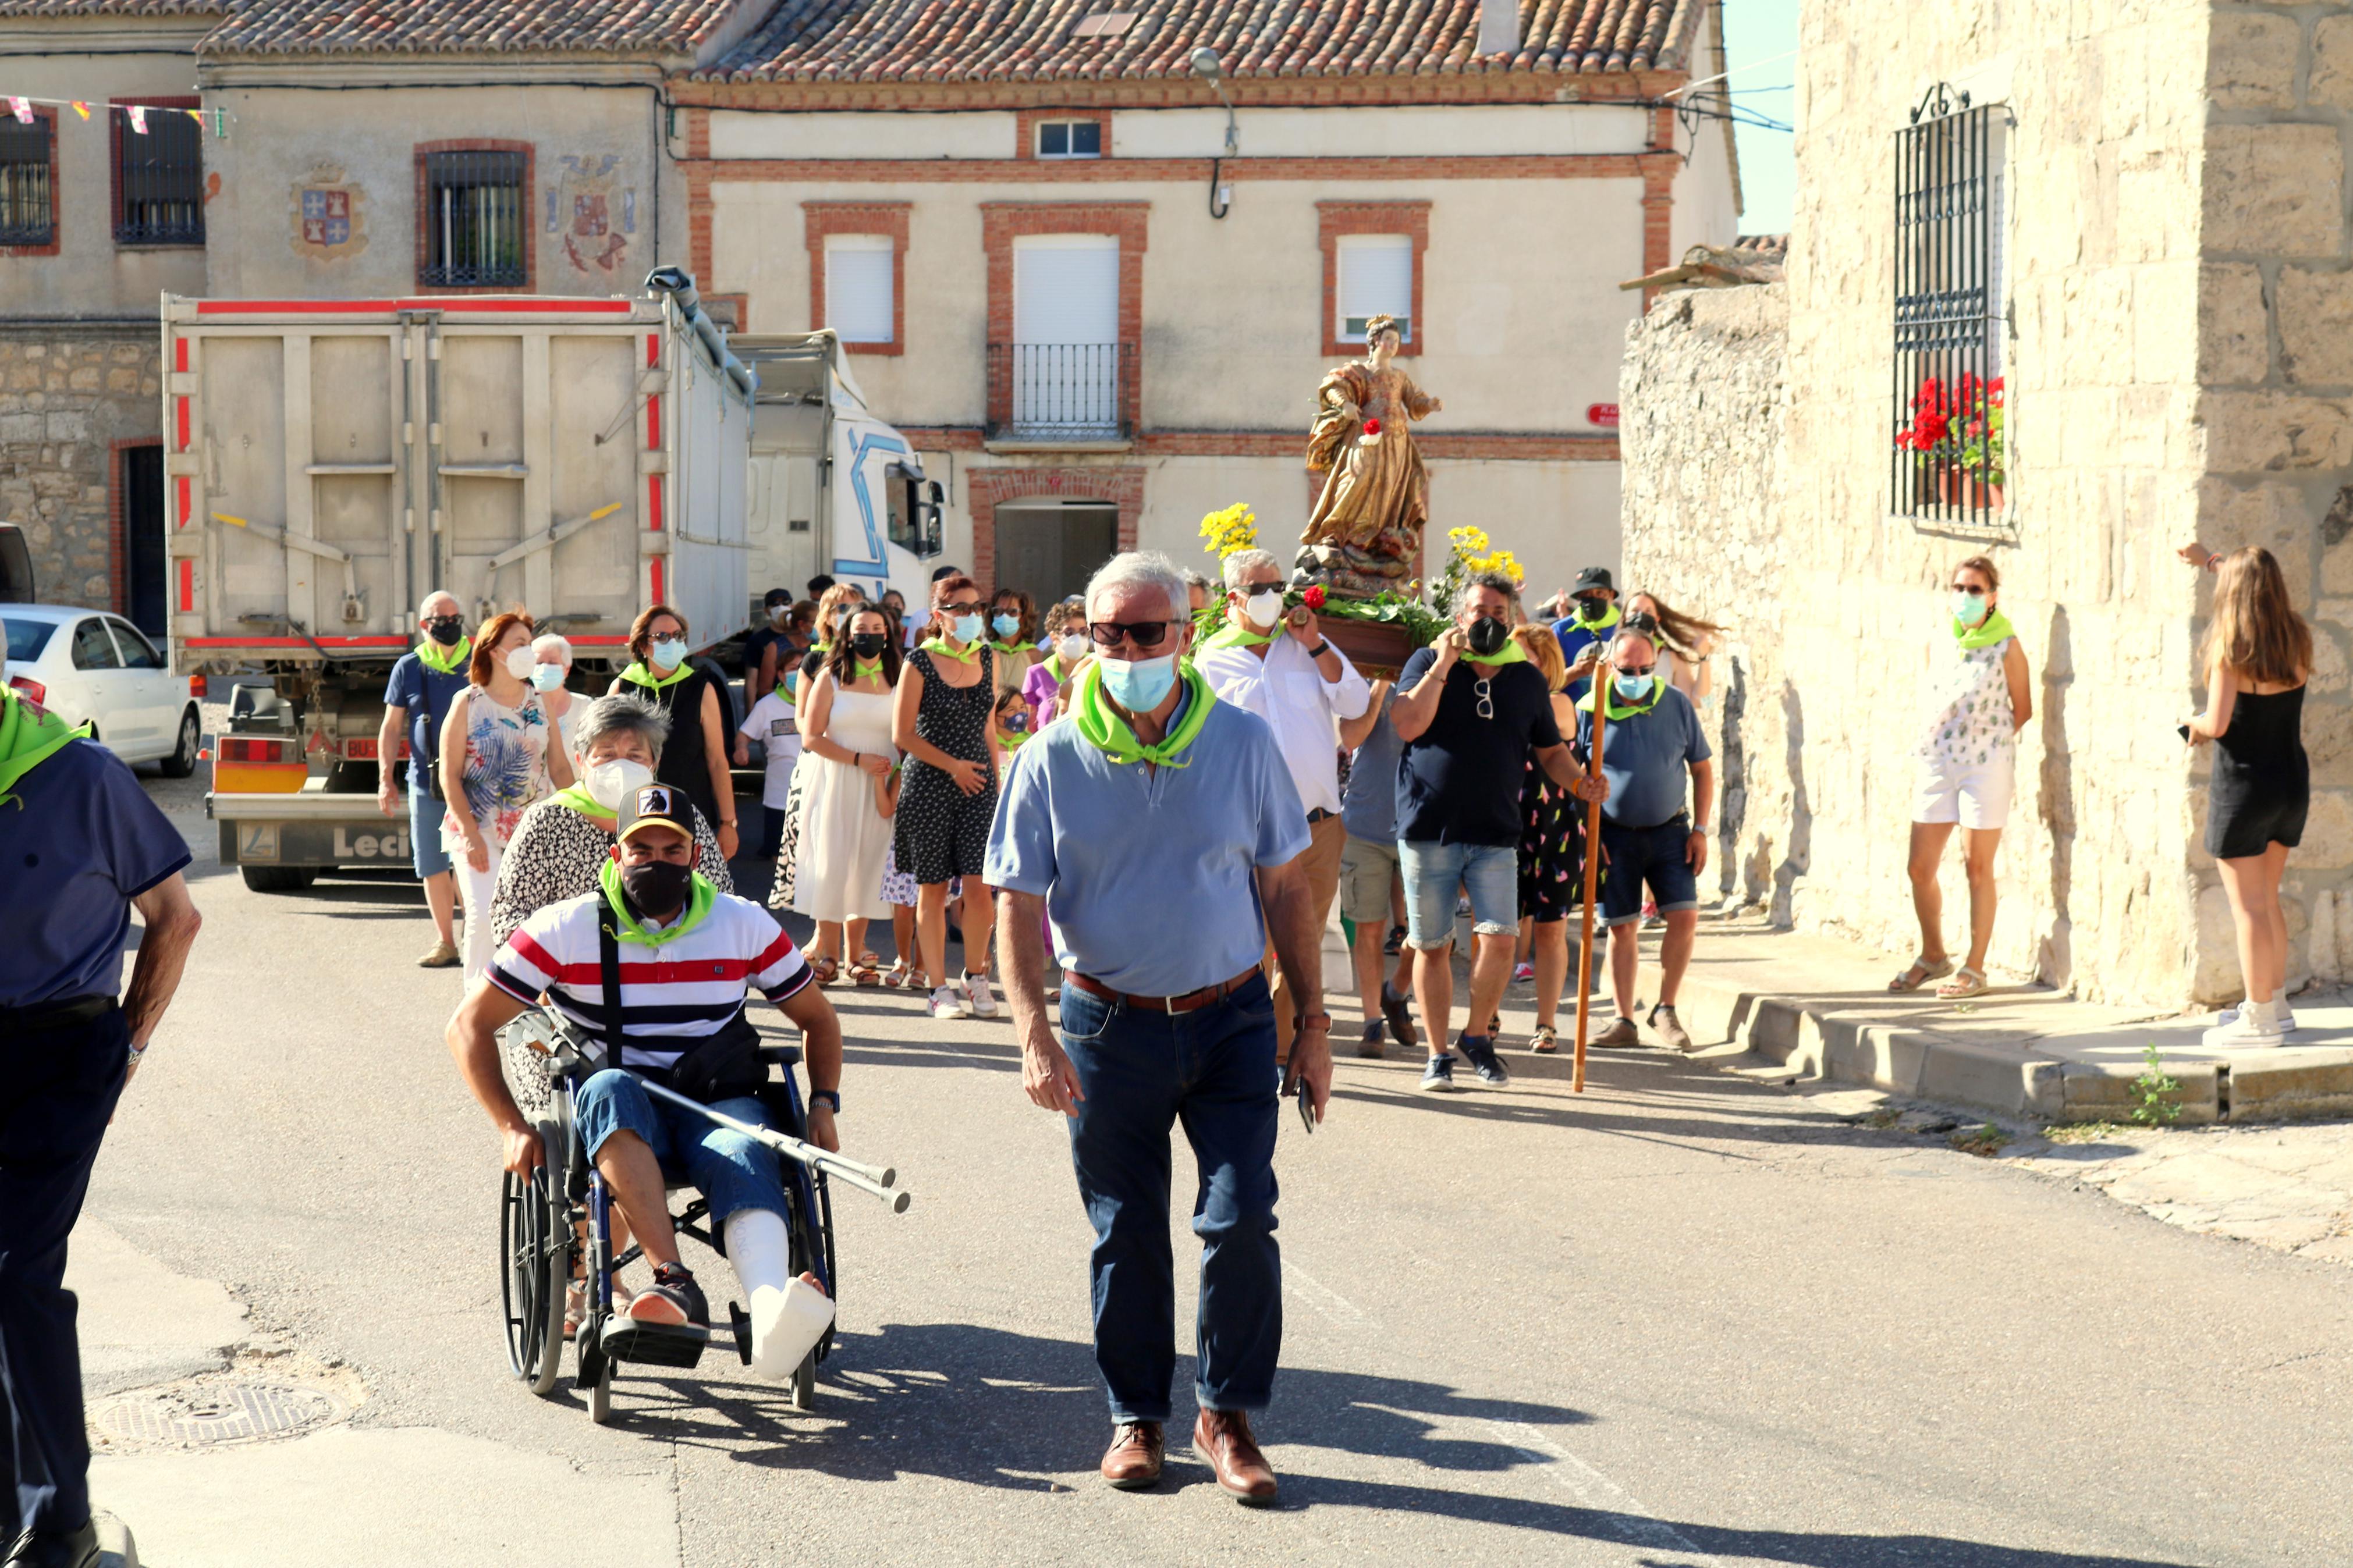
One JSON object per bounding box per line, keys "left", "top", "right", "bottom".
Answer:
{"left": 181, "top": 636, "right": 411, "bottom": 648}
{"left": 176, "top": 559, "right": 192, "bottom": 612}
{"left": 191, "top": 298, "right": 636, "bottom": 316}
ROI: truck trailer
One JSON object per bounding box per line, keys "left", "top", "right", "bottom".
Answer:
{"left": 165, "top": 275, "right": 754, "bottom": 890}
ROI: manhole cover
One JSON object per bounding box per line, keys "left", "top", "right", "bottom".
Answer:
{"left": 93, "top": 1379, "right": 343, "bottom": 1449}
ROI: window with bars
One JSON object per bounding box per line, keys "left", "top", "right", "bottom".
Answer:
{"left": 0, "top": 115, "right": 54, "bottom": 248}
{"left": 115, "top": 104, "right": 205, "bottom": 246}
{"left": 420, "top": 148, "right": 526, "bottom": 288}
{"left": 1891, "top": 87, "right": 2010, "bottom": 525}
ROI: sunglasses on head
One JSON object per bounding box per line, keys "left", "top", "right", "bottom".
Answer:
{"left": 1089, "top": 619, "right": 1182, "bottom": 650}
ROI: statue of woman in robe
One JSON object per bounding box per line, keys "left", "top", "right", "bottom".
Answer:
{"left": 1302, "top": 314, "right": 1443, "bottom": 584}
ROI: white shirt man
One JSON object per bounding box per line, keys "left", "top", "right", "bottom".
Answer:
{"left": 1191, "top": 549, "right": 1368, "bottom": 1055}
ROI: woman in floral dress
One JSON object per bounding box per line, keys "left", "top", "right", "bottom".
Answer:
{"left": 440, "top": 609, "right": 573, "bottom": 983}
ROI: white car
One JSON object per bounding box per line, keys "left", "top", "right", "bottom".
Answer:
{"left": 2, "top": 603, "right": 200, "bottom": 775}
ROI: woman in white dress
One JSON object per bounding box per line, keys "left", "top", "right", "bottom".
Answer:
{"left": 785, "top": 605, "right": 900, "bottom": 984}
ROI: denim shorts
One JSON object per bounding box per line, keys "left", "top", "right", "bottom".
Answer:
{"left": 1597, "top": 815, "right": 1699, "bottom": 927}
{"left": 1399, "top": 838, "right": 1517, "bottom": 950}
{"left": 409, "top": 780, "right": 453, "bottom": 879}
{"left": 572, "top": 1068, "right": 787, "bottom": 1228}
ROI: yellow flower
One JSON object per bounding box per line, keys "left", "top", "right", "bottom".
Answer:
{"left": 1198, "top": 503, "right": 1259, "bottom": 559}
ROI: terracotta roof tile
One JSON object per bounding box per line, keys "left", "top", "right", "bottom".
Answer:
{"left": 702, "top": 0, "right": 1697, "bottom": 83}
{"left": 0, "top": 0, "right": 223, "bottom": 15}
{"left": 199, "top": 0, "right": 753, "bottom": 55}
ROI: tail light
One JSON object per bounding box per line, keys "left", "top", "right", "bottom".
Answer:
{"left": 218, "top": 736, "right": 298, "bottom": 763}
{"left": 190, "top": 673, "right": 208, "bottom": 698}
{"left": 8, "top": 675, "right": 45, "bottom": 704}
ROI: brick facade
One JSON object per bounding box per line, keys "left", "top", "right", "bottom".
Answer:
{"left": 803, "top": 201, "right": 910, "bottom": 354}
{"left": 964, "top": 464, "right": 1144, "bottom": 594}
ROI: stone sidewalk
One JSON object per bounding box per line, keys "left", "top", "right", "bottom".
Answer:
{"left": 1628, "top": 913, "right": 2353, "bottom": 1124}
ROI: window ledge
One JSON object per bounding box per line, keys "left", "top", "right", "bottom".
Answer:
{"left": 1888, "top": 511, "right": 2020, "bottom": 543}
{"left": 983, "top": 437, "right": 1134, "bottom": 455}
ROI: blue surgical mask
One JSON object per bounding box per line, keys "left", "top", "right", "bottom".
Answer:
{"left": 649, "top": 638, "right": 687, "bottom": 671}
{"left": 530, "top": 664, "right": 566, "bottom": 692}
{"left": 992, "top": 612, "right": 1021, "bottom": 639}
{"left": 950, "top": 612, "right": 985, "bottom": 645}
{"left": 1613, "top": 671, "right": 1655, "bottom": 701}
{"left": 1951, "top": 591, "right": 1988, "bottom": 625}
{"left": 1100, "top": 651, "right": 1179, "bottom": 713}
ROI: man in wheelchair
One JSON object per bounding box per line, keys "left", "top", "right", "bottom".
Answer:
{"left": 446, "top": 783, "right": 842, "bottom": 1374}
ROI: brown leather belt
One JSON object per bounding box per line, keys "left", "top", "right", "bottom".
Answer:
{"left": 1067, "top": 964, "right": 1261, "bottom": 1016}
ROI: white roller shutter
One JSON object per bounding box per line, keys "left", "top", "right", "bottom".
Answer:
{"left": 1013, "top": 234, "right": 1118, "bottom": 345}
{"left": 825, "top": 235, "right": 895, "bottom": 344}
{"left": 1337, "top": 234, "right": 1413, "bottom": 342}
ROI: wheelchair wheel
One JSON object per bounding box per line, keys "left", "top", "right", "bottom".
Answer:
{"left": 499, "top": 1136, "right": 569, "bottom": 1395}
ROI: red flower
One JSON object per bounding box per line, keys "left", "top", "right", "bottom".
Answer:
{"left": 1303, "top": 585, "right": 1327, "bottom": 610}
{"left": 1362, "top": 418, "right": 1382, "bottom": 436}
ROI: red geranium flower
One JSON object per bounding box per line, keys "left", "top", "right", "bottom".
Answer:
{"left": 1303, "top": 584, "right": 1327, "bottom": 610}
{"left": 1362, "top": 418, "right": 1382, "bottom": 436}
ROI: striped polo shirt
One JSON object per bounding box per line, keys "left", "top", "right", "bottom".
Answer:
{"left": 488, "top": 887, "right": 814, "bottom": 1075}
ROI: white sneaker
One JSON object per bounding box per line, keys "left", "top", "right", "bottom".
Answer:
{"left": 2203, "top": 998, "right": 2284, "bottom": 1049}
{"left": 2216, "top": 1000, "right": 2297, "bottom": 1032}
{"left": 929, "top": 984, "right": 969, "bottom": 1021}
{"left": 965, "top": 972, "right": 999, "bottom": 1018}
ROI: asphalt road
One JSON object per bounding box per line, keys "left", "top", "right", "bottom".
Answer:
{"left": 75, "top": 765, "right": 2353, "bottom": 1566}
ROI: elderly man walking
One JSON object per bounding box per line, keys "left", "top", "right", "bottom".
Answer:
{"left": 378, "top": 591, "right": 472, "bottom": 966}
{"left": 1194, "top": 547, "right": 1370, "bottom": 1059}
{"left": 990, "top": 550, "right": 1331, "bottom": 1507}
{"left": 1391, "top": 571, "right": 1605, "bottom": 1091}
{"left": 1580, "top": 630, "right": 1716, "bottom": 1051}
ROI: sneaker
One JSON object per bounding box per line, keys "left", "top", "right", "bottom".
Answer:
{"left": 1647, "top": 1003, "right": 1694, "bottom": 1053}
{"left": 2217, "top": 1001, "right": 2297, "bottom": 1032}
{"left": 627, "top": 1261, "right": 709, "bottom": 1327}
{"left": 1418, "top": 1053, "right": 1463, "bottom": 1093}
{"left": 1379, "top": 983, "right": 1419, "bottom": 1051}
{"left": 1457, "top": 1035, "right": 1511, "bottom": 1087}
{"left": 1384, "top": 924, "right": 1407, "bottom": 956}
{"left": 964, "top": 972, "right": 999, "bottom": 1018}
{"left": 2203, "top": 1001, "right": 2284, "bottom": 1050}
{"left": 929, "top": 984, "right": 970, "bottom": 1020}
{"left": 1592, "top": 1016, "right": 1642, "bottom": 1048}
{"left": 1512, "top": 961, "right": 1535, "bottom": 984}
{"left": 417, "top": 937, "right": 460, "bottom": 969}
{"left": 1356, "top": 1022, "right": 1386, "bottom": 1059}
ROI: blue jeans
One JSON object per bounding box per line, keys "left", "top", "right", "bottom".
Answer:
{"left": 573, "top": 1069, "right": 786, "bottom": 1228}
{"left": 409, "top": 780, "right": 452, "bottom": 879}
{"left": 1399, "top": 838, "right": 1518, "bottom": 950}
{"left": 1058, "top": 972, "right": 1282, "bottom": 1422}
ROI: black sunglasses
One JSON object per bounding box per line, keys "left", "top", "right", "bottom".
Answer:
{"left": 1089, "top": 619, "right": 1182, "bottom": 650}
{"left": 939, "top": 599, "right": 984, "bottom": 614}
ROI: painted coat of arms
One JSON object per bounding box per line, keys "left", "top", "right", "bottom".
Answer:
{"left": 548, "top": 154, "right": 636, "bottom": 275}
{"left": 290, "top": 164, "right": 368, "bottom": 261}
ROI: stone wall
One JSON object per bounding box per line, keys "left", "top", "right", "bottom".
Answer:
{"left": 0, "top": 327, "right": 161, "bottom": 610}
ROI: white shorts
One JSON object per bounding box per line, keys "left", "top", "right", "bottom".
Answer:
{"left": 1913, "top": 753, "right": 2014, "bottom": 830}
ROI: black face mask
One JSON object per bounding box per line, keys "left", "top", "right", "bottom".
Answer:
{"left": 1465, "top": 615, "right": 1509, "bottom": 656}
{"left": 425, "top": 616, "right": 464, "bottom": 646}
{"left": 1575, "top": 596, "right": 1610, "bottom": 623}
{"left": 850, "top": 632, "right": 889, "bottom": 659}
{"left": 619, "top": 858, "right": 694, "bottom": 918}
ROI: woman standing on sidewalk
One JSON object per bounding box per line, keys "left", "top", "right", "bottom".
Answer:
{"left": 608, "top": 605, "right": 737, "bottom": 861}
{"left": 2181, "top": 542, "right": 2312, "bottom": 1047}
{"left": 1889, "top": 556, "right": 2033, "bottom": 1000}
{"left": 441, "top": 609, "right": 573, "bottom": 983}
{"left": 782, "top": 605, "right": 901, "bottom": 986}
{"left": 893, "top": 573, "right": 1002, "bottom": 1022}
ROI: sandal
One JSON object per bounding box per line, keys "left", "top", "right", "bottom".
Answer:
{"left": 563, "top": 1279, "right": 629, "bottom": 1341}
{"left": 810, "top": 955, "right": 840, "bottom": 987}
{"left": 849, "top": 952, "right": 883, "bottom": 987}
{"left": 882, "top": 959, "right": 914, "bottom": 989}
{"left": 1936, "top": 965, "right": 1988, "bottom": 999}
{"left": 1529, "top": 1024, "right": 1559, "bottom": 1054}
{"left": 1888, "top": 955, "right": 1955, "bottom": 993}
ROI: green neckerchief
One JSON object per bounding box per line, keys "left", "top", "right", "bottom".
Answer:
{"left": 0, "top": 687, "right": 90, "bottom": 809}
{"left": 1954, "top": 607, "right": 2016, "bottom": 651}
{"left": 999, "top": 727, "right": 1032, "bottom": 749}
{"left": 1042, "top": 653, "right": 1073, "bottom": 684}
{"left": 1461, "top": 639, "right": 1529, "bottom": 669}
{"left": 1576, "top": 677, "right": 1668, "bottom": 723}
{"left": 853, "top": 657, "right": 886, "bottom": 684}
{"left": 1199, "top": 618, "right": 1278, "bottom": 653}
{"left": 1070, "top": 660, "right": 1216, "bottom": 769}
{"left": 619, "top": 660, "right": 694, "bottom": 692}
{"left": 1568, "top": 602, "right": 1623, "bottom": 637}
{"left": 416, "top": 635, "right": 471, "bottom": 675}
{"left": 552, "top": 783, "right": 615, "bottom": 822}
{"left": 919, "top": 637, "right": 979, "bottom": 664}
{"left": 989, "top": 638, "right": 1029, "bottom": 657}
{"left": 597, "top": 857, "right": 717, "bottom": 948}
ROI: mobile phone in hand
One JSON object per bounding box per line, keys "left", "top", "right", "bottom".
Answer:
{"left": 2177, "top": 723, "right": 2192, "bottom": 743}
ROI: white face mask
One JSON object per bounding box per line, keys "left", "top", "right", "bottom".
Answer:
{"left": 1241, "top": 589, "right": 1283, "bottom": 630}
{"left": 583, "top": 756, "right": 655, "bottom": 812}
{"left": 1057, "top": 634, "right": 1087, "bottom": 663}
{"left": 503, "top": 646, "right": 536, "bottom": 680}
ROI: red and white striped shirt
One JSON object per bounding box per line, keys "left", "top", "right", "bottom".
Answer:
{"left": 489, "top": 888, "right": 812, "bottom": 1075}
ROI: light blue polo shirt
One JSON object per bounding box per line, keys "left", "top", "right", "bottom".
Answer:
{"left": 985, "top": 690, "right": 1309, "bottom": 996}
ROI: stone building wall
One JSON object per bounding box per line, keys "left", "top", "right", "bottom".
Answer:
{"left": 0, "top": 328, "right": 161, "bottom": 611}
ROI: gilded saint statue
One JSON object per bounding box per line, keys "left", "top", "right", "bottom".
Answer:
{"left": 1298, "top": 313, "right": 1442, "bottom": 593}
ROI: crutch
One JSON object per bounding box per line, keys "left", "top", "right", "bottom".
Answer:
{"left": 1573, "top": 692, "right": 1610, "bottom": 1095}
{"left": 638, "top": 1079, "right": 913, "bottom": 1214}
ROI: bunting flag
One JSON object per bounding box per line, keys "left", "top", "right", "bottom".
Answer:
{"left": 70, "top": 101, "right": 90, "bottom": 120}
{"left": 7, "top": 98, "right": 27, "bottom": 125}
{"left": 128, "top": 105, "right": 146, "bottom": 134}
{"left": 0, "top": 94, "right": 230, "bottom": 138}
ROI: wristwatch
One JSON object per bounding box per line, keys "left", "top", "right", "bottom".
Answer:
{"left": 1294, "top": 1011, "right": 1334, "bottom": 1033}
{"left": 809, "top": 1090, "right": 842, "bottom": 1114}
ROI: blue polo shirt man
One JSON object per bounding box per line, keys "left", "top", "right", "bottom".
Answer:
{"left": 0, "top": 686, "right": 202, "bottom": 1560}
{"left": 377, "top": 593, "right": 471, "bottom": 967}
{"left": 1550, "top": 564, "right": 1621, "bottom": 702}
{"left": 986, "top": 552, "right": 1323, "bottom": 1507}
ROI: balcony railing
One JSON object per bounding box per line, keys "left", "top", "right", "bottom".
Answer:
{"left": 986, "top": 342, "right": 1133, "bottom": 441}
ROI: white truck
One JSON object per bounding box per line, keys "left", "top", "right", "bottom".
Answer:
{"left": 165, "top": 272, "right": 757, "bottom": 890}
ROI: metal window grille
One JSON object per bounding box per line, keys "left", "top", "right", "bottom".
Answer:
{"left": 1891, "top": 86, "right": 2010, "bottom": 528}
{"left": 0, "top": 118, "right": 53, "bottom": 247}
{"left": 420, "top": 150, "right": 525, "bottom": 287}
{"left": 115, "top": 107, "right": 205, "bottom": 245}
{"left": 986, "top": 343, "right": 1132, "bottom": 439}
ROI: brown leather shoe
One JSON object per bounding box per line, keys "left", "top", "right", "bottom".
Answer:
{"left": 1194, "top": 1407, "right": 1278, "bottom": 1506}
{"left": 1100, "top": 1421, "right": 1164, "bottom": 1490}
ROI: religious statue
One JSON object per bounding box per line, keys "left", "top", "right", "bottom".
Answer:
{"left": 1297, "top": 314, "right": 1443, "bottom": 596}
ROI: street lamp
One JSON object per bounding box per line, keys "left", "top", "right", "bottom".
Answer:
{"left": 1190, "top": 45, "right": 1238, "bottom": 217}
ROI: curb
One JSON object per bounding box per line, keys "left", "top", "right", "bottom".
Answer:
{"left": 97, "top": 1510, "right": 137, "bottom": 1568}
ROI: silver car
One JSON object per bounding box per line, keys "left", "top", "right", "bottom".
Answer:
{"left": 2, "top": 604, "right": 200, "bottom": 775}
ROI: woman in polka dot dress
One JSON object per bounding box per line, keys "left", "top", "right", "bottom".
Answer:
{"left": 1512, "top": 625, "right": 1585, "bottom": 1052}
{"left": 892, "top": 573, "right": 1003, "bottom": 1022}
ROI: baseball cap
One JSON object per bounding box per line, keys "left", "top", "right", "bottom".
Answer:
{"left": 1573, "top": 566, "right": 1616, "bottom": 596}
{"left": 616, "top": 783, "right": 695, "bottom": 848}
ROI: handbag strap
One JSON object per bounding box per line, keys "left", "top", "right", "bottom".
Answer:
{"left": 597, "top": 902, "right": 626, "bottom": 1051}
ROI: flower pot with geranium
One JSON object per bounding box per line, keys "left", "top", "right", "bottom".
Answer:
{"left": 1896, "top": 373, "right": 2004, "bottom": 510}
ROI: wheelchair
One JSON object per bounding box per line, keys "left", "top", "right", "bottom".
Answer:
{"left": 494, "top": 1007, "right": 902, "bottom": 1422}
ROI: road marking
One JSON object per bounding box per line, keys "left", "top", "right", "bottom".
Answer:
{"left": 1283, "top": 1261, "right": 1369, "bottom": 1327}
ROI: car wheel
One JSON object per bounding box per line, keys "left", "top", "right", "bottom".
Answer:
{"left": 241, "top": 865, "right": 319, "bottom": 894}
{"left": 160, "top": 706, "right": 200, "bottom": 778}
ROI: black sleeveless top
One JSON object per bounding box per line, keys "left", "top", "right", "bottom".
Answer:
{"left": 2207, "top": 684, "right": 2308, "bottom": 860}
{"left": 635, "top": 664, "right": 724, "bottom": 830}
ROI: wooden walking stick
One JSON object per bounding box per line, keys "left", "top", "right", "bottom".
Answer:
{"left": 1572, "top": 691, "right": 1610, "bottom": 1094}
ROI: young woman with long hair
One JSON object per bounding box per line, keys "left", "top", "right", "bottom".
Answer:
{"left": 782, "top": 605, "right": 902, "bottom": 986}
{"left": 1624, "top": 591, "right": 1723, "bottom": 708}
{"left": 2181, "top": 542, "right": 2313, "bottom": 1046}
